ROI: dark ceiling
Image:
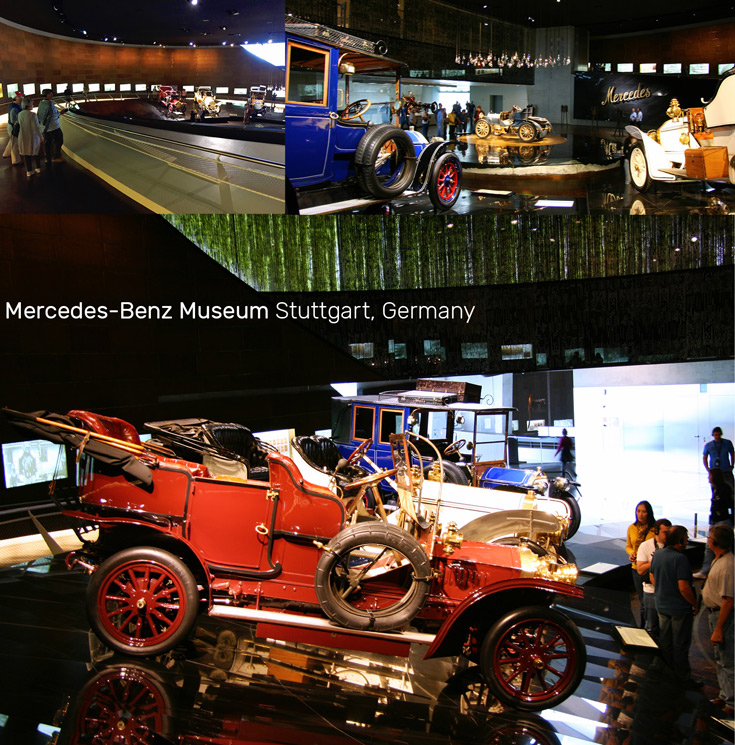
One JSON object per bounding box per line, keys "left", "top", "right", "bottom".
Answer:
{"left": 0, "top": 0, "right": 284, "bottom": 46}
{"left": 0, "top": 0, "right": 731, "bottom": 46}
{"left": 461, "top": 0, "right": 734, "bottom": 35}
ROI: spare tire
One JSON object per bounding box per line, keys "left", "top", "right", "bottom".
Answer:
{"left": 423, "top": 460, "right": 469, "bottom": 485}
{"left": 314, "top": 522, "right": 432, "bottom": 631}
{"left": 355, "top": 125, "right": 417, "bottom": 199}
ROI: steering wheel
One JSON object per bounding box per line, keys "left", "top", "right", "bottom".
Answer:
{"left": 341, "top": 99, "right": 372, "bottom": 121}
{"left": 444, "top": 439, "right": 467, "bottom": 456}
{"left": 343, "top": 467, "right": 397, "bottom": 492}
{"left": 347, "top": 438, "right": 372, "bottom": 465}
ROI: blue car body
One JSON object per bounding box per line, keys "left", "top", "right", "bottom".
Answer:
{"left": 285, "top": 19, "right": 460, "bottom": 209}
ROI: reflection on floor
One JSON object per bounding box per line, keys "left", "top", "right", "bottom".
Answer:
{"left": 314, "top": 125, "right": 735, "bottom": 216}
{"left": 0, "top": 101, "right": 284, "bottom": 214}
{"left": 0, "top": 132, "right": 151, "bottom": 214}
{"left": 0, "top": 548, "right": 731, "bottom": 745}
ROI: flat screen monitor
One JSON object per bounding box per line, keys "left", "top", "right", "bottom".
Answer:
{"left": 1, "top": 439, "right": 67, "bottom": 489}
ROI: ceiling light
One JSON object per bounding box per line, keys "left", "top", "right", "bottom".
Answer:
{"left": 190, "top": 0, "right": 199, "bottom": 5}
{"left": 241, "top": 42, "right": 284, "bottom": 66}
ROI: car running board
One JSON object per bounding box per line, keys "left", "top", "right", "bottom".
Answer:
{"left": 210, "top": 604, "right": 435, "bottom": 647}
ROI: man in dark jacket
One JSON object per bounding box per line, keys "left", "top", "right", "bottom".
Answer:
{"left": 37, "top": 89, "right": 64, "bottom": 163}
{"left": 650, "top": 525, "right": 700, "bottom": 688}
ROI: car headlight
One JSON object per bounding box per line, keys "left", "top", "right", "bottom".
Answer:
{"left": 519, "top": 547, "right": 579, "bottom": 585}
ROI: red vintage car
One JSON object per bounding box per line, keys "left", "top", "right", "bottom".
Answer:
{"left": 156, "top": 85, "right": 187, "bottom": 117}
{"left": 6, "top": 408, "right": 586, "bottom": 711}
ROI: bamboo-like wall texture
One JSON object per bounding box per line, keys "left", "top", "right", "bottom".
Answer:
{"left": 164, "top": 214, "right": 734, "bottom": 293}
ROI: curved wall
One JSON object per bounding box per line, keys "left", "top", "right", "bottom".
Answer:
{"left": 591, "top": 22, "right": 735, "bottom": 67}
{"left": 0, "top": 20, "right": 281, "bottom": 101}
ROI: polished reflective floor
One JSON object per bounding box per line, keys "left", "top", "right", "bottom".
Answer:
{"left": 0, "top": 547, "right": 732, "bottom": 745}
{"left": 298, "top": 126, "right": 735, "bottom": 216}
{"left": 0, "top": 100, "right": 283, "bottom": 214}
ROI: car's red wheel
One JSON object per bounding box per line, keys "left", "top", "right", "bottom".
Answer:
{"left": 480, "top": 606, "right": 585, "bottom": 711}
{"left": 429, "top": 152, "right": 462, "bottom": 210}
{"left": 72, "top": 662, "right": 174, "bottom": 743}
{"left": 87, "top": 547, "right": 200, "bottom": 656}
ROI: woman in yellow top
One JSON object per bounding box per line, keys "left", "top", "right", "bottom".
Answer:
{"left": 626, "top": 500, "right": 656, "bottom": 627}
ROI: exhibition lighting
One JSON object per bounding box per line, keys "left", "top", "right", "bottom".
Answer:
{"left": 455, "top": 21, "right": 571, "bottom": 69}
{"left": 241, "top": 42, "right": 285, "bottom": 66}
{"left": 331, "top": 382, "right": 358, "bottom": 397}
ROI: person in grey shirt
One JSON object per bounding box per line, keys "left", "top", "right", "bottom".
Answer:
{"left": 36, "top": 89, "right": 64, "bottom": 164}
{"left": 701, "top": 525, "right": 734, "bottom": 715}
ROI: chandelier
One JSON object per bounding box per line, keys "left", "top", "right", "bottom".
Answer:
{"left": 455, "top": 23, "right": 571, "bottom": 69}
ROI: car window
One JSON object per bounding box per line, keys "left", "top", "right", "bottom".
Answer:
{"left": 474, "top": 412, "right": 509, "bottom": 462}
{"left": 425, "top": 411, "right": 450, "bottom": 440}
{"left": 379, "top": 409, "right": 404, "bottom": 444}
{"left": 287, "top": 43, "right": 328, "bottom": 105}
{"left": 353, "top": 406, "right": 374, "bottom": 441}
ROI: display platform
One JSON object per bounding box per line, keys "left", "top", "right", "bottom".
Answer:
{"left": 0, "top": 543, "right": 732, "bottom": 745}
{"left": 296, "top": 126, "right": 735, "bottom": 215}
{"left": 73, "top": 98, "right": 285, "bottom": 130}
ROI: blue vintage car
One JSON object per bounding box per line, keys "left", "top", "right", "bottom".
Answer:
{"left": 285, "top": 19, "right": 462, "bottom": 212}
{"left": 328, "top": 380, "right": 582, "bottom": 538}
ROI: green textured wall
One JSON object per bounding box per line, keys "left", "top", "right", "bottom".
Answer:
{"left": 163, "top": 214, "right": 734, "bottom": 293}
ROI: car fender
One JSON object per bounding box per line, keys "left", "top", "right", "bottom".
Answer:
{"left": 67, "top": 516, "right": 214, "bottom": 606}
{"left": 424, "top": 578, "right": 583, "bottom": 660}
{"left": 702, "top": 69, "right": 735, "bottom": 128}
{"left": 625, "top": 126, "right": 676, "bottom": 182}
{"left": 405, "top": 128, "right": 430, "bottom": 156}
{"left": 413, "top": 140, "right": 450, "bottom": 190}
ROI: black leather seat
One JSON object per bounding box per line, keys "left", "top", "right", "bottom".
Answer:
{"left": 203, "top": 422, "right": 271, "bottom": 481}
{"left": 292, "top": 435, "right": 368, "bottom": 486}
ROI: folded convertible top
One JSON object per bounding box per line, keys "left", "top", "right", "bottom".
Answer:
{"left": 3, "top": 408, "right": 154, "bottom": 487}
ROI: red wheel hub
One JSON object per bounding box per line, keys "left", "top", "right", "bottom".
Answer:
{"left": 493, "top": 618, "right": 577, "bottom": 703}
{"left": 437, "top": 162, "right": 459, "bottom": 202}
{"left": 97, "top": 561, "right": 187, "bottom": 648}
{"left": 79, "top": 668, "right": 166, "bottom": 744}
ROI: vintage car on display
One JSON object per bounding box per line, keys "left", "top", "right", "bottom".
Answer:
{"left": 155, "top": 85, "right": 187, "bottom": 117}
{"left": 626, "top": 69, "right": 735, "bottom": 191}
{"left": 474, "top": 105, "right": 553, "bottom": 142}
{"left": 328, "top": 379, "right": 582, "bottom": 538}
{"left": 285, "top": 19, "right": 463, "bottom": 211}
{"left": 52, "top": 624, "right": 566, "bottom": 745}
{"left": 6, "top": 407, "right": 585, "bottom": 711}
{"left": 249, "top": 85, "right": 270, "bottom": 117}
{"left": 194, "top": 86, "right": 221, "bottom": 116}
{"left": 474, "top": 141, "right": 551, "bottom": 166}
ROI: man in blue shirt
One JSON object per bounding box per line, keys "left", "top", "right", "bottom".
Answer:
{"left": 651, "top": 525, "right": 700, "bottom": 687}
{"left": 697, "top": 428, "right": 735, "bottom": 578}
{"left": 703, "top": 427, "right": 734, "bottom": 489}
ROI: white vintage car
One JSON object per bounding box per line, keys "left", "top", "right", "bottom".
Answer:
{"left": 194, "top": 87, "right": 221, "bottom": 116}
{"left": 290, "top": 434, "right": 577, "bottom": 553}
{"left": 626, "top": 69, "right": 735, "bottom": 191}
{"left": 475, "top": 105, "right": 552, "bottom": 142}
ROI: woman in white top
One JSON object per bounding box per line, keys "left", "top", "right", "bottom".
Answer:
{"left": 17, "top": 99, "right": 43, "bottom": 177}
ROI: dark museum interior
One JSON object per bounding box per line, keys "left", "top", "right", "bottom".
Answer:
{"left": 0, "top": 212, "right": 733, "bottom": 744}
{"left": 0, "top": 0, "right": 734, "bottom": 742}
